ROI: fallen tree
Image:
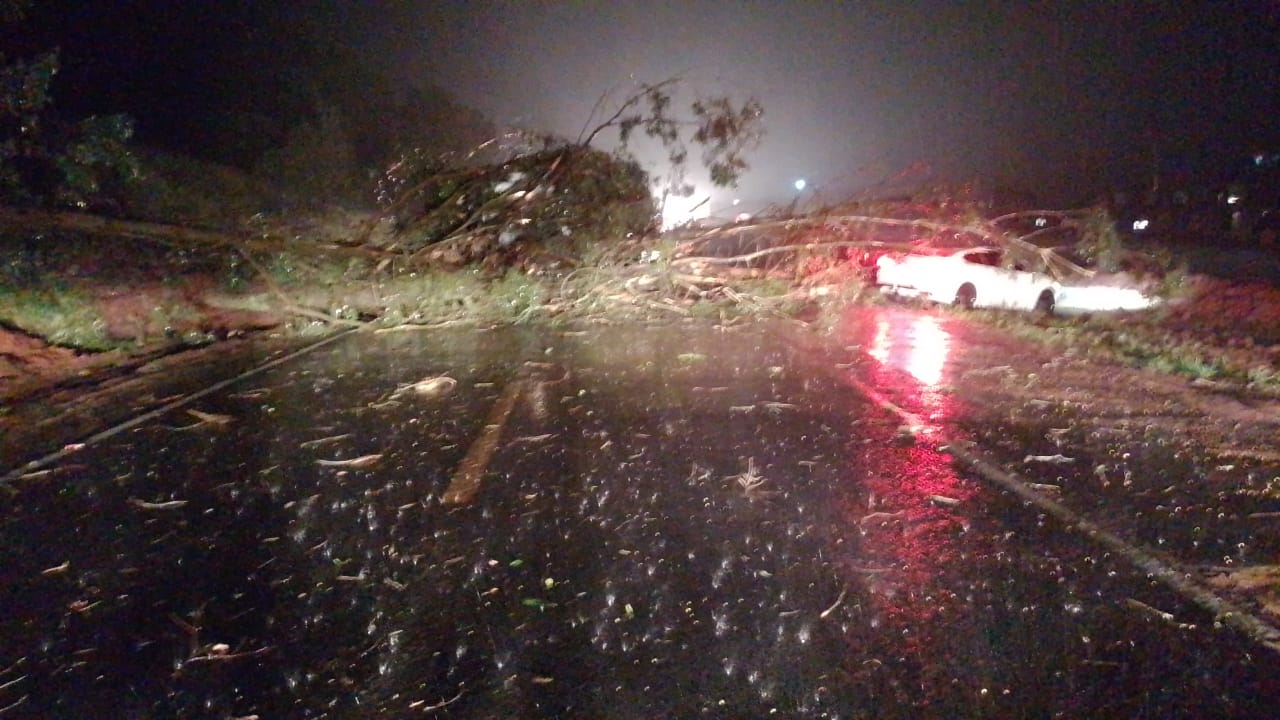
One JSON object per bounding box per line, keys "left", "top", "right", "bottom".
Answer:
{"left": 364, "top": 137, "right": 656, "bottom": 267}
{"left": 668, "top": 207, "right": 1149, "bottom": 286}
{"left": 359, "top": 78, "right": 765, "bottom": 267}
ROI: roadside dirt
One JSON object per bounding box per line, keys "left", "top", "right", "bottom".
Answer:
{"left": 0, "top": 325, "right": 89, "bottom": 382}
{"left": 0, "top": 278, "right": 281, "bottom": 405}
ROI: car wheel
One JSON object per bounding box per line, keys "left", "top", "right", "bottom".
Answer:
{"left": 1034, "top": 289, "right": 1055, "bottom": 316}
{"left": 954, "top": 283, "right": 976, "bottom": 309}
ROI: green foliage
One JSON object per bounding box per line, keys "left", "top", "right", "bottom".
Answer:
{"left": 119, "top": 150, "right": 273, "bottom": 228}
{"left": 372, "top": 268, "right": 552, "bottom": 326}
{"left": 382, "top": 141, "right": 656, "bottom": 256}
{"left": 540, "top": 147, "right": 655, "bottom": 242}
{"left": 1143, "top": 347, "right": 1222, "bottom": 380}
{"left": 1, "top": 35, "right": 138, "bottom": 208}
{"left": 1076, "top": 207, "right": 1126, "bottom": 272}
{"left": 583, "top": 79, "right": 765, "bottom": 193}
{"left": 55, "top": 114, "right": 139, "bottom": 206}
{"left": 692, "top": 96, "right": 765, "bottom": 187}
{"left": 372, "top": 78, "right": 763, "bottom": 266}
{"left": 487, "top": 272, "right": 548, "bottom": 323}
{"left": 0, "top": 49, "right": 55, "bottom": 119}
{"left": 0, "top": 50, "right": 60, "bottom": 201}
{"left": 1247, "top": 365, "right": 1280, "bottom": 389}
{"left": 0, "top": 280, "right": 114, "bottom": 350}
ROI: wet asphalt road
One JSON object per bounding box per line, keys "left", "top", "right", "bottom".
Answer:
{"left": 0, "top": 310, "right": 1276, "bottom": 718}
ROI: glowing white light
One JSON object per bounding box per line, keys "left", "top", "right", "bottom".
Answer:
{"left": 868, "top": 315, "right": 950, "bottom": 388}
{"left": 1035, "top": 217, "right": 1048, "bottom": 228}
{"left": 661, "top": 192, "right": 710, "bottom": 229}
{"left": 1132, "top": 218, "right": 1150, "bottom": 231}
{"left": 1226, "top": 194, "right": 1241, "bottom": 205}
{"left": 906, "top": 316, "right": 949, "bottom": 388}
{"left": 1057, "top": 285, "right": 1159, "bottom": 312}
{"left": 793, "top": 178, "right": 807, "bottom": 192}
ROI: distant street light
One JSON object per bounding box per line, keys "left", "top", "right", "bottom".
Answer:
{"left": 794, "top": 178, "right": 807, "bottom": 192}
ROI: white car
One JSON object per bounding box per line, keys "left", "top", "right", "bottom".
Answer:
{"left": 875, "top": 247, "right": 1058, "bottom": 313}
{"left": 1055, "top": 281, "right": 1162, "bottom": 314}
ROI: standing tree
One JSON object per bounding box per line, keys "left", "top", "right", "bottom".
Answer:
{"left": 0, "top": 1, "right": 136, "bottom": 209}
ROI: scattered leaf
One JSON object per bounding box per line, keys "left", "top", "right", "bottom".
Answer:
{"left": 1023, "top": 453, "right": 1076, "bottom": 465}
{"left": 300, "top": 433, "right": 354, "bottom": 448}
{"left": 187, "top": 409, "right": 234, "bottom": 426}
{"left": 41, "top": 561, "right": 71, "bottom": 576}
{"left": 128, "top": 498, "right": 189, "bottom": 511}
{"left": 512, "top": 433, "right": 555, "bottom": 444}
{"left": 316, "top": 453, "right": 383, "bottom": 468}
{"left": 395, "top": 376, "right": 457, "bottom": 399}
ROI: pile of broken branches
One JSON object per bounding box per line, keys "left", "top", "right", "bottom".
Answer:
{"left": 362, "top": 134, "right": 656, "bottom": 268}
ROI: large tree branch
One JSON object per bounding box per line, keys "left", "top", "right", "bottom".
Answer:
{"left": 579, "top": 78, "right": 681, "bottom": 147}
{"left": 674, "top": 213, "right": 1094, "bottom": 280}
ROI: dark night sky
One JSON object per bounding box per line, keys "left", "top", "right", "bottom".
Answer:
{"left": 9, "top": 0, "right": 1280, "bottom": 209}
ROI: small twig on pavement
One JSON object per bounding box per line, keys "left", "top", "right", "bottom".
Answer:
{"left": 858, "top": 510, "right": 905, "bottom": 524}
{"left": 411, "top": 688, "right": 466, "bottom": 713}
{"left": 183, "top": 646, "right": 274, "bottom": 665}
{"left": 315, "top": 453, "right": 383, "bottom": 468}
{"left": 299, "top": 433, "right": 354, "bottom": 448}
{"left": 819, "top": 587, "right": 848, "bottom": 620}
{"left": 1124, "top": 598, "right": 1196, "bottom": 630}
{"left": 128, "top": 498, "right": 189, "bottom": 511}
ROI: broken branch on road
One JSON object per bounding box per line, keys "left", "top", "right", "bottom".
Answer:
{"left": 315, "top": 453, "right": 384, "bottom": 469}
{"left": 128, "top": 498, "right": 190, "bottom": 511}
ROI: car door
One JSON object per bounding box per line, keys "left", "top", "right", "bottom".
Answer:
{"left": 959, "top": 249, "right": 1046, "bottom": 309}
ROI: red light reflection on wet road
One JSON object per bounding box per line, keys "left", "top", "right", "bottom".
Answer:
{"left": 837, "top": 308, "right": 985, "bottom": 667}
{"left": 866, "top": 312, "right": 953, "bottom": 424}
